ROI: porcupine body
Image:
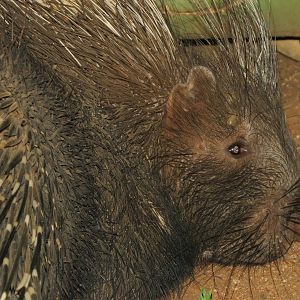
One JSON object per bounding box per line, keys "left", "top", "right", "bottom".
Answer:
{"left": 0, "top": 0, "right": 299, "bottom": 300}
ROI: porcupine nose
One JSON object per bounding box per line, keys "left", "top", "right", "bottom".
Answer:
{"left": 296, "top": 176, "right": 300, "bottom": 241}
{"left": 289, "top": 156, "right": 300, "bottom": 241}
{"left": 290, "top": 212, "right": 300, "bottom": 242}
{"left": 289, "top": 190, "right": 300, "bottom": 242}
{"left": 269, "top": 189, "right": 300, "bottom": 252}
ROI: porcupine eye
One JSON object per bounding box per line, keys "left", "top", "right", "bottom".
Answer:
{"left": 227, "top": 142, "right": 248, "bottom": 158}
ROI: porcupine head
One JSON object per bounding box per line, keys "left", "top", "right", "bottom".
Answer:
{"left": 161, "top": 50, "right": 300, "bottom": 266}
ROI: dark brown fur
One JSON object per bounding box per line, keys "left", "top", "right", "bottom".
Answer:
{"left": 0, "top": 1, "right": 299, "bottom": 299}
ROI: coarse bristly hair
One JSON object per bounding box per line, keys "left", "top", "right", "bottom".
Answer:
{"left": 0, "top": 0, "right": 299, "bottom": 299}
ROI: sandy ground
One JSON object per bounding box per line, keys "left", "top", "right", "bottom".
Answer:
{"left": 280, "top": 54, "right": 300, "bottom": 151}
{"left": 173, "top": 53, "right": 300, "bottom": 300}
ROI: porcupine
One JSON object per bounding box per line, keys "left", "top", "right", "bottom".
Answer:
{"left": 0, "top": 0, "right": 299, "bottom": 299}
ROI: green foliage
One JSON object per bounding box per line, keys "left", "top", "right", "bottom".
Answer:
{"left": 199, "top": 288, "right": 213, "bottom": 300}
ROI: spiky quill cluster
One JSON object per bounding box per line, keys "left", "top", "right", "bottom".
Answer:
{"left": 0, "top": 1, "right": 299, "bottom": 299}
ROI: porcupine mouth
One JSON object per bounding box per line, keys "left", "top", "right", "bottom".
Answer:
{"left": 209, "top": 192, "right": 299, "bottom": 266}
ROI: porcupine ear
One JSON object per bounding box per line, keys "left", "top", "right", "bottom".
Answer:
{"left": 163, "top": 66, "right": 216, "bottom": 147}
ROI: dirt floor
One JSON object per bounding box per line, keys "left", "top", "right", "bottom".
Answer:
{"left": 173, "top": 53, "right": 300, "bottom": 300}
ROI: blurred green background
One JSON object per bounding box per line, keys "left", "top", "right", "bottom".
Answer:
{"left": 156, "top": 0, "right": 300, "bottom": 39}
